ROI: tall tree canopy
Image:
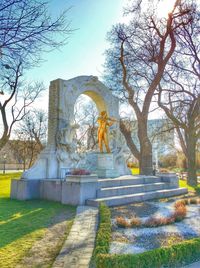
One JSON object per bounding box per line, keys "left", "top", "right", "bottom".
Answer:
{"left": 158, "top": 0, "right": 200, "bottom": 185}
{"left": 0, "top": 0, "right": 71, "bottom": 66}
{"left": 104, "top": 0, "right": 194, "bottom": 175}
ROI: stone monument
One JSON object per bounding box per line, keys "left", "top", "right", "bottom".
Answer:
{"left": 11, "top": 75, "right": 130, "bottom": 204}
{"left": 20, "top": 75, "right": 129, "bottom": 180}
{"left": 10, "top": 76, "right": 188, "bottom": 205}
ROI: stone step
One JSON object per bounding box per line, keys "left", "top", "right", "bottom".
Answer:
{"left": 87, "top": 187, "right": 188, "bottom": 207}
{"left": 98, "top": 175, "right": 161, "bottom": 188}
{"left": 97, "top": 182, "right": 172, "bottom": 198}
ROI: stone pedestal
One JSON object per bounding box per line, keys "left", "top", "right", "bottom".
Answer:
{"left": 11, "top": 179, "right": 40, "bottom": 200}
{"left": 157, "top": 172, "right": 179, "bottom": 188}
{"left": 11, "top": 175, "right": 98, "bottom": 206}
{"left": 40, "top": 179, "right": 62, "bottom": 202}
{"left": 62, "top": 175, "right": 98, "bottom": 205}
{"left": 97, "top": 153, "right": 119, "bottom": 178}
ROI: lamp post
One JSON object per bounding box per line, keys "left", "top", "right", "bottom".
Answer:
{"left": 3, "top": 154, "right": 7, "bottom": 174}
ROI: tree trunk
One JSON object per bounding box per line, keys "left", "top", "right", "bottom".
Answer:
{"left": 138, "top": 117, "right": 153, "bottom": 175}
{"left": 120, "top": 118, "right": 153, "bottom": 175}
{"left": 0, "top": 134, "right": 9, "bottom": 151}
{"left": 0, "top": 105, "right": 11, "bottom": 151}
{"left": 186, "top": 128, "right": 197, "bottom": 186}
{"left": 139, "top": 137, "right": 153, "bottom": 175}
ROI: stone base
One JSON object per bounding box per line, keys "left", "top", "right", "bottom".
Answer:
{"left": 97, "top": 169, "right": 119, "bottom": 178}
{"left": 62, "top": 175, "right": 98, "bottom": 205}
{"left": 97, "top": 153, "right": 119, "bottom": 178}
{"left": 157, "top": 172, "right": 179, "bottom": 188}
{"left": 11, "top": 179, "right": 40, "bottom": 200}
{"left": 11, "top": 175, "right": 98, "bottom": 205}
{"left": 21, "top": 146, "right": 58, "bottom": 180}
{"left": 40, "top": 179, "right": 62, "bottom": 202}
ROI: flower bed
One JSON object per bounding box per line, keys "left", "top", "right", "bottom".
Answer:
{"left": 94, "top": 199, "right": 200, "bottom": 268}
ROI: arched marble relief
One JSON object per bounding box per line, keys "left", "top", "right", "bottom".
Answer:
{"left": 22, "top": 76, "right": 129, "bottom": 180}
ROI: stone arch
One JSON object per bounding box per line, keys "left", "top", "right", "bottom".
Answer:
{"left": 22, "top": 75, "right": 128, "bottom": 180}
{"left": 55, "top": 76, "right": 119, "bottom": 130}
{"left": 82, "top": 90, "right": 107, "bottom": 113}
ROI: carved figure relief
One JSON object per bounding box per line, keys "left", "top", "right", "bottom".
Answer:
{"left": 56, "top": 123, "right": 81, "bottom": 165}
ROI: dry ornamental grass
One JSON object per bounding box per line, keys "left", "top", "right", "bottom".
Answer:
{"left": 115, "top": 199, "right": 191, "bottom": 228}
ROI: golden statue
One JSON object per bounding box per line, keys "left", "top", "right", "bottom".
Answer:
{"left": 97, "top": 111, "right": 116, "bottom": 153}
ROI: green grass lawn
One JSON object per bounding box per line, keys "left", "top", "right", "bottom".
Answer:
{"left": 179, "top": 179, "right": 200, "bottom": 195}
{"left": 131, "top": 168, "right": 140, "bottom": 175}
{"left": 0, "top": 172, "right": 75, "bottom": 268}
{"left": 0, "top": 172, "right": 21, "bottom": 198}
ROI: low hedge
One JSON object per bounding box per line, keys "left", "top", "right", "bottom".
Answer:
{"left": 95, "top": 203, "right": 200, "bottom": 268}
{"left": 94, "top": 203, "right": 111, "bottom": 257}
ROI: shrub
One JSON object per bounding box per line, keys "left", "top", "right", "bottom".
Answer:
{"left": 116, "top": 216, "right": 130, "bottom": 228}
{"left": 164, "top": 215, "right": 175, "bottom": 225}
{"left": 71, "top": 169, "right": 91, "bottom": 175}
{"left": 115, "top": 216, "right": 141, "bottom": 228}
{"left": 130, "top": 217, "right": 141, "bottom": 227}
{"left": 94, "top": 203, "right": 111, "bottom": 258}
{"left": 143, "top": 216, "right": 167, "bottom": 227}
{"left": 115, "top": 200, "right": 187, "bottom": 229}
{"left": 96, "top": 238, "right": 200, "bottom": 268}
{"left": 183, "top": 198, "right": 190, "bottom": 205}
{"left": 190, "top": 198, "right": 200, "bottom": 204}
{"left": 182, "top": 197, "right": 200, "bottom": 205}
{"left": 173, "top": 202, "right": 187, "bottom": 222}
{"left": 174, "top": 199, "right": 186, "bottom": 208}
{"left": 159, "top": 168, "right": 170, "bottom": 173}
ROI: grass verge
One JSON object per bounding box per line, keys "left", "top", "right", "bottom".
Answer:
{"left": 179, "top": 179, "right": 200, "bottom": 195}
{"left": 0, "top": 172, "right": 75, "bottom": 268}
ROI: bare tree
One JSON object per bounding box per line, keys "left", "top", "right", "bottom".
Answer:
{"left": 74, "top": 95, "right": 98, "bottom": 152}
{"left": 0, "top": 0, "right": 71, "bottom": 150}
{"left": 16, "top": 109, "right": 47, "bottom": 149}
{"left": 0, "top": 0, "right": 71, "bottom": 65}
{"left": 13, "top": 109, "right": 47, "bottom": 168}
{"left": 104, "top": 0, "right": 193, "bottom": 175}
{"left": 0, "top": 61, "right": 45, "bottom": 150}
{"left": 158, "top": 2, "right": 200, "bottom": 185}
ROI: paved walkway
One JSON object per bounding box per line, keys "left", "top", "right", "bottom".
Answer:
{"left": 52, "top": 206, "right": 99, "bottom": 268}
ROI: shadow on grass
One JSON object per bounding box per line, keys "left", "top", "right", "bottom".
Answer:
{"left": 0, "top": 198, "right": 76, "bottom": 248}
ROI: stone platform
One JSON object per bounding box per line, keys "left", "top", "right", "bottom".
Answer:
{"left": 11, "top": 173, "right": 188, "bottom": 207}
{"left": 11, "top": 175, "right": 98, "bottom": 205}
{"left": 86, "top": 174, "right": 188, "bottom": 207}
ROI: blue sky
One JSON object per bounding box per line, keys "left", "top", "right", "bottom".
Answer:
{"left": 26, "top": 0, "right": 129, "bottom": 87}
{"left": 1, "top": 0, "right": 130, "bottom": 134}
